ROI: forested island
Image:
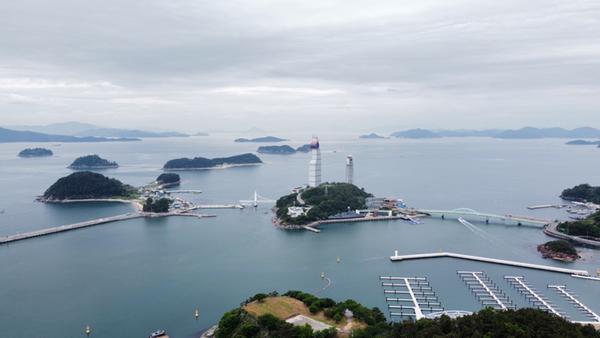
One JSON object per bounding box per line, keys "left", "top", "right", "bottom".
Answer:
{"left": 257, "top": 145, "right": 297, "bottom": 154}
{"left": 18, "top": 147, "right": 53, "bottom": 157}
{"left": 156, "top": 173, "right": 181, "bottom": 187}
{"left": 234, "top": 136, "right": 287, "bottom": 143}
{"left": 538, "top": 240, "right": 580, "bottom": 262}
{"left": 40, "top": 171, "right": 137, "bottom": 201}
{"left": 163, "top": 153, "right": 262, "bottom": 170}
{"left": 561, "top": 184, "right": 600, "bottom": 204}
{"left": 213, "top": 291, "right": 600, "bottom": 338}
{"left": 68, "top": 155, "right": 119, "bottom": 169}
{"left": 275, "top": 183, "right": 372, "bottom": 226}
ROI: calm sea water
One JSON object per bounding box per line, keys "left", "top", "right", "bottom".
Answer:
{"left": 1, "top": 134, "right": 600, "bottom": 337}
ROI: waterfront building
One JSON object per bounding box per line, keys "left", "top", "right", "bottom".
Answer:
{"left": 345, "top": 155, "right": 354, "bottom": 184}
{"left": 308, "top": 136, "right": 322, "bottom": 187}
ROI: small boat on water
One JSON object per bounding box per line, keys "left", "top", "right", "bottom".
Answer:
{"left": 149, "top": 330, "right": 167, "bottom": 338}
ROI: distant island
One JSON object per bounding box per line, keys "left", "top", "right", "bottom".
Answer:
{"left": 390, "top": 127, "right": 600, "bottom": 139}
{"left": 391, "top": 128, "right": 441, "bottom": 139}
{"left": 156, "top": 173, "right": 181, "bottom": 187}
{"left": 257, "top": 145, "right": 297, "bottom": 155}
{"left": 40, "top": 171, "right": 137, "bottom": 201}
{"left": 275, "top": 183, "right": 372, "bottom": 226}
{"left": 213, "top": 290, "right": 598, "bottom": 338}
{"left": 566, "top": 139, "right": 600, "bottom": 146}
{"left": 18, "top": 147, "right": 53, "bottom": 157}
{"left": 0, "top": 127, "right": 139, "bottom": 143}
{"left": 359, "top": 133, "right": 385, "bottom": 139}
{"left": 538, "top": 240, "right": 580, "bottom": 262}
{"left": 69, "top": 155, "right": 119, "bottom": 170}
{"left": 234, "top": 136, "right": 288, "bottom": 143}
{"left": 295, "top": 144, "right": 311, "bottom": 153}
{"left": 163, "top": 153, "right": 262, "bottom": 170}
{"left": 8, "top": 122, "right": 188, "bottom": 138}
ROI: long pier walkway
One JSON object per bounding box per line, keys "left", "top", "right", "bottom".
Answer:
{"left": 0, "top": 213, "right": 143, "bottom": 245}
{"left": 548, "top": 285, "right": 600, "bottom": 323}
{"left": 380, "top": 276, "right": 443, "bottom": 320}
{"left": 458, "top": 271, "right": 514, "bottom": 310}
{"left": 390, "top": 251, "right": 589, "bottom": 276}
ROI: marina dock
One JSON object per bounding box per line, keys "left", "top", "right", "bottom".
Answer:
{"left": 390, "top": 251, "right": 589, "bottom": 276}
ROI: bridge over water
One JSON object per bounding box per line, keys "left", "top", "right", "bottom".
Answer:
{"left": 419, "top": 208, "right": 552, "bottom": 228}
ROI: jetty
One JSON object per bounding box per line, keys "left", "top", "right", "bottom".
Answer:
{"left": 0, "top": 213, "right": 143, "bottom": 245}
{"left": 303, "top": 215, "right": 412, "bottom": 232}
{"left": 191, "top": 204, "right": 244, "bottom": 210}
{"left": 165, "top": 190, "right": 203, "bottom": 194}
{"left": 390, "top": 251, "right": 589, "bottom": 276}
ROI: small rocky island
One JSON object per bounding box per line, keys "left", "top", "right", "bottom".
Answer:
{"left": 275, "top": 183, "right": 372, "bottom": 227}
{"left": 257, "top": 145, "right": 297, "bottom": 155}
{"left": 40, "top": 171, "right": 137, "bottom": 201}
{"left": 156, "top": 173, "right": 181, "bottom": 187}
{"left": 68, "top": 154, "right": 119, "bottom": 169}
{"left": 359, "top": 133, "right": 385, "bottom": 139}
{"left": 18, "top": 147, "right": 53, "bottom": 157}
{"left": 538, "top": 240, "right": 580, "bottom": 262}
{"left": 163, "top": 153, "right": 262, "bottom": 170}
{"left": 234, "top": 136, "right": 287, "bottom": 143}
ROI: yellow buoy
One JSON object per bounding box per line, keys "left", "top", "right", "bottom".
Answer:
{"left": 84, "top": 325, "right": 92, "bottom": 337}
{"left": 194, "top": 308, "right": 200, "bottom": 320}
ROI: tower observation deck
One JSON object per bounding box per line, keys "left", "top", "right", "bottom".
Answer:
{"left": 308, "top": 136, "right": 322, "bottom": 187}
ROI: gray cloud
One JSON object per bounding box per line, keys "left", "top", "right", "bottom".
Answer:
{"left": 0, "top": 0, "right": 599, "bottom": 132}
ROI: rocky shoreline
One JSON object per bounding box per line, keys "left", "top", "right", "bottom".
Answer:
{"left": 537, "top": 243, "right": 580, "bottom": 262}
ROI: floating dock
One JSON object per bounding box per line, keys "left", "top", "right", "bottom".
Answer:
{"left": 458, "top": 271, "right": 514, "bottom": 310}
{"left": 504, "top": 276, "right": 563, "bottom": 317}
{"left": 380, "top": 276, "right": 443, "bottom": 320}
{"left": 548, "top": 285, "right": 600, "bottom": 323}
{"left": 390, "top": 251, "right": 589, "bottom": 276}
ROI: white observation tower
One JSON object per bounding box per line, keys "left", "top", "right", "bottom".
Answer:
{"left": 308, "top": 136, "right": 322, "bottom": 187}
{"left": 346, "top": 155, "right": 354, "bottom": 184}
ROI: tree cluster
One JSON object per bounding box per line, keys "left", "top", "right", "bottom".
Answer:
{"left": 558, "top": 211, "right": 600, "bottom": 238}
{"left": 142, "top": 197, "right": 171, "bottom": 213}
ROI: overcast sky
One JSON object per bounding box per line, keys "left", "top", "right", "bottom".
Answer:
{"left": 1, "top": 0, "right": 599, "bottom": 132}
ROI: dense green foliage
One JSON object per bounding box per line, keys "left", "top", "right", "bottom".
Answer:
{"left": 163, "top": 153, "right": 262, "bottom": 169}
{"left": 542, "top": 240, "right": 578, "bottom": 255}
{"left": 257, "top": 145, "right": 296, "bottom": 154}
{"left": 43, "top": 171, "right": 136, "bottom": 200}
{"left": 216, "top": 291, "right": 600, "bottom": 338}
{"left": 276, "top": 183, "right": 372, "bottom": 225}
{"left": 283, "top": 290, "right": 386, "bottom": 325}
{"left": 215, "top": 308, "right": 337, "bottom": 338}
{"left": 351, "top": 308, "right": 600, "bottom": 338}
{"left": 156, "top": 173, "right": 180, "bottom": 184}
{"left": 142, "top": 197, "right": 171, "bottom": 213}
{"left": 561, "top": 184, "right": 600, "bottom": 204}
{"left": 69, "top": 154, "right": 118, "bottom": 168}
{"left": 18, "top": 147, "right": 53, "bottom": 157}
{"left": 558, "top": 211, "right": 600, "bottom": 238}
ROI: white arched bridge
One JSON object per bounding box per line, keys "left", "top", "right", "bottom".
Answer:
{"left": 419, "top": 208, "right": 552, "bottom": 228}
